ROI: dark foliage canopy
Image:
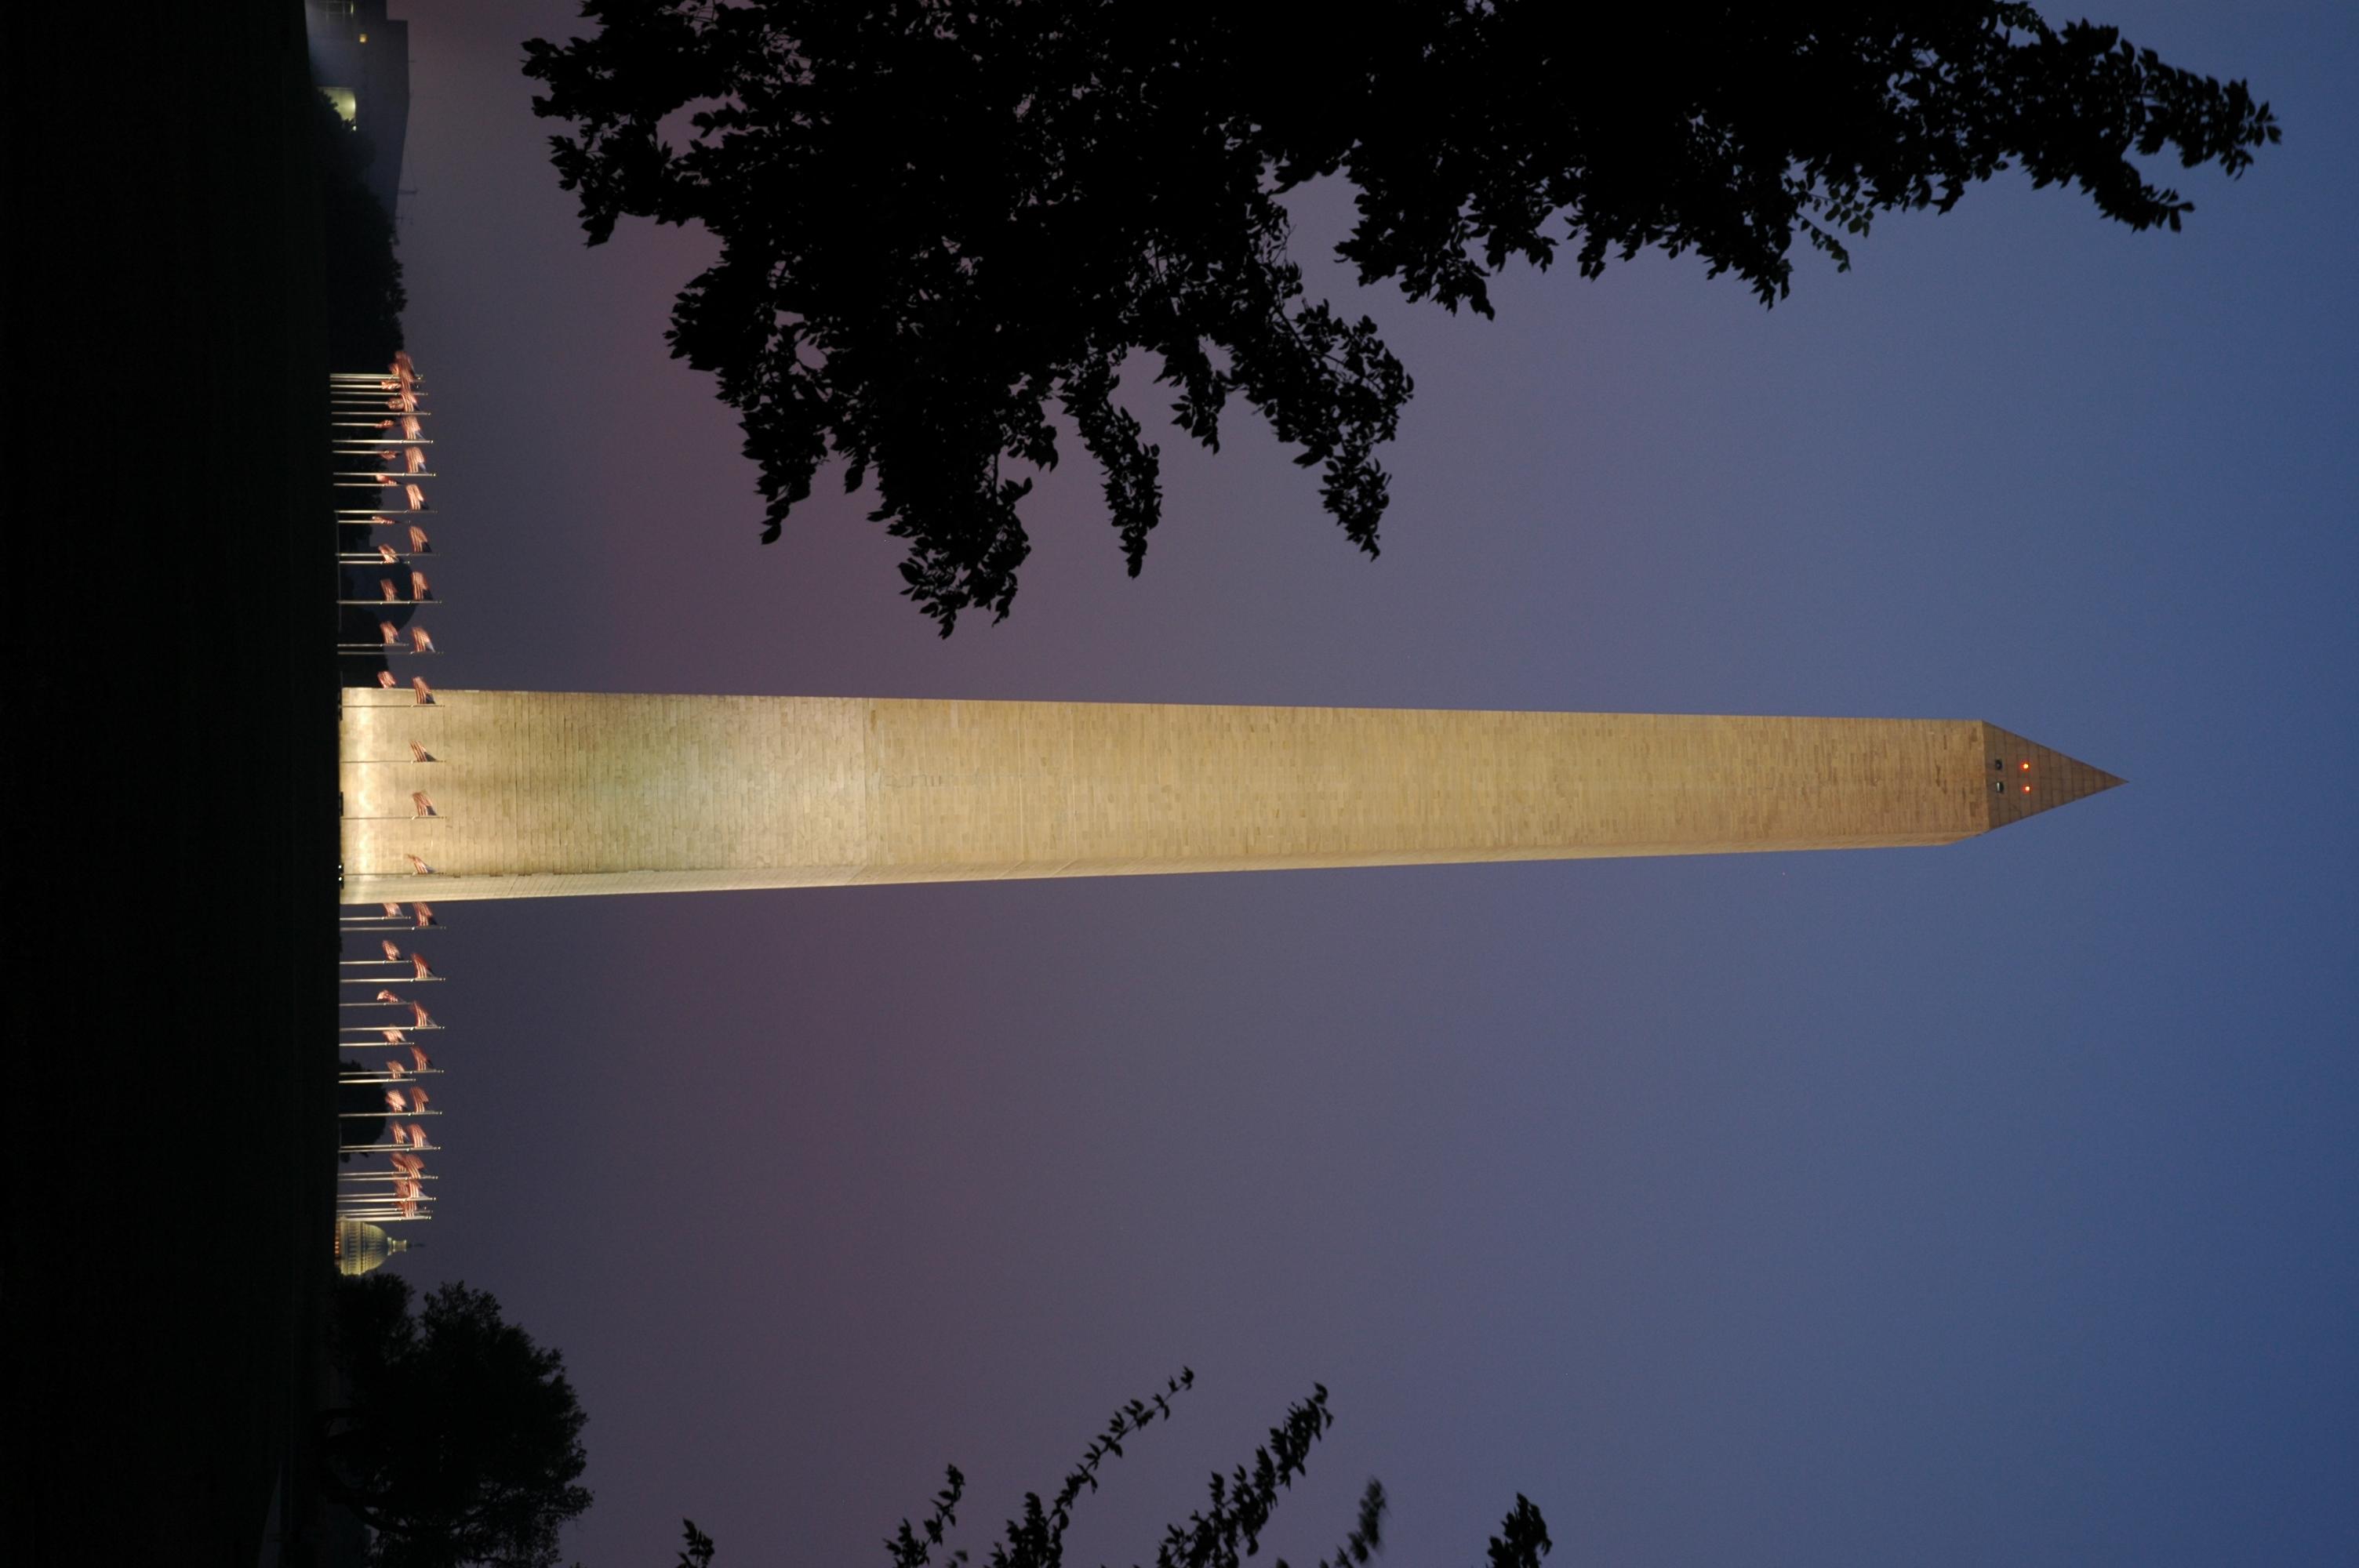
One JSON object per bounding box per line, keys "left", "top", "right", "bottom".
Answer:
{"left": 325, "top": 1275, "right": 592, "bottom": 1568}
{"left": 314, "top": 93, "right": 409, "bottom": 368}
{"left": 340, "top": 1057, "right": 388, "bottom": 1154}
{"left": 525, "top": 2, "right": 2276, "bottom": 633}
{"left": 673, "top": 1370, "right": 1550, "bottom": 1568}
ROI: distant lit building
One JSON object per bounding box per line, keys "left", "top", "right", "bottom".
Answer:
{"left": 333, "top": 1218, "right": 413, "bottom": 1277}
{"left": 307, "top": 1, "right": 411, "bottom": 220}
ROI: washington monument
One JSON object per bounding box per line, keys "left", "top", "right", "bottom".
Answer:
{"left": 337, "top": 693, "right": 2120, "bottom": 906}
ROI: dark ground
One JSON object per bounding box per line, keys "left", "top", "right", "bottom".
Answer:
{"left": 5, "top": 4, "right": 339, "bottom": 1561}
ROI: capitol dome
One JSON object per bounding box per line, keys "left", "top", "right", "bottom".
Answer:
{"left": 333, "top": 1218, "right": 412, "bottom": 1277}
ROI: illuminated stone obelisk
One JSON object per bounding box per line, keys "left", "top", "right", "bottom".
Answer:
{"left": 336, "top": 693, "right": 2121, "bottom": 905}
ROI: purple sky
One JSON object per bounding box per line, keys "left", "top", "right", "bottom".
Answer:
{"left": 369, "top": 5, "right": 2355, "bottom": 1563}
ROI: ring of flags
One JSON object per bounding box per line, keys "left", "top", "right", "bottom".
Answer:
{"left": 336, "top": 353, "right": 456, "bottom": 1234}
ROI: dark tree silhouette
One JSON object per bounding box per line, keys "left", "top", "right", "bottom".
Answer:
{"left": 340, "top": 1057, "right": 388, "bottom": 1157}
{"left": 323, "top": 1275, "right": 593, "bottom": 1568}
{"left": 525, "top": 2, "right": 2275, "bottom": 634}
{"left": 313, "top": 93, "right": 409, "bottom": 368}
{"left": 673, "top": 1370, "right": 1550, "bottom": 1568}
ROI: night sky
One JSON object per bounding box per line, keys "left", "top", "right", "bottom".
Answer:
{"left": 367, "top": 5, "right": 2355, "bottom": 1563}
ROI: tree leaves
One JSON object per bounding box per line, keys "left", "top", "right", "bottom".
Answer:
{"left": 525, "top": 2, "right": 2276, "bottom": 632}
{"left": 322, "top": 1276, "right": 593, "bottom": 1568}
{"left": 1480, "top": 1496, "right": 1551, "bottom": 1568}
{"left": 680, "top": 1370, "right": 1539, "bottom": 1568}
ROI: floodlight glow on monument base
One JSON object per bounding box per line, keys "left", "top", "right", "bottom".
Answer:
{"left": 336, "top": 693, "right": 2122, "bottom": 906}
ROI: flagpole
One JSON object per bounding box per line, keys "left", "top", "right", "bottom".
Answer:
{"left": 336, "top": 1214, "right": 435, "bottom": 1224}
{"left": 337, "top": 1212, "right": 436, "bottom": 1222}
